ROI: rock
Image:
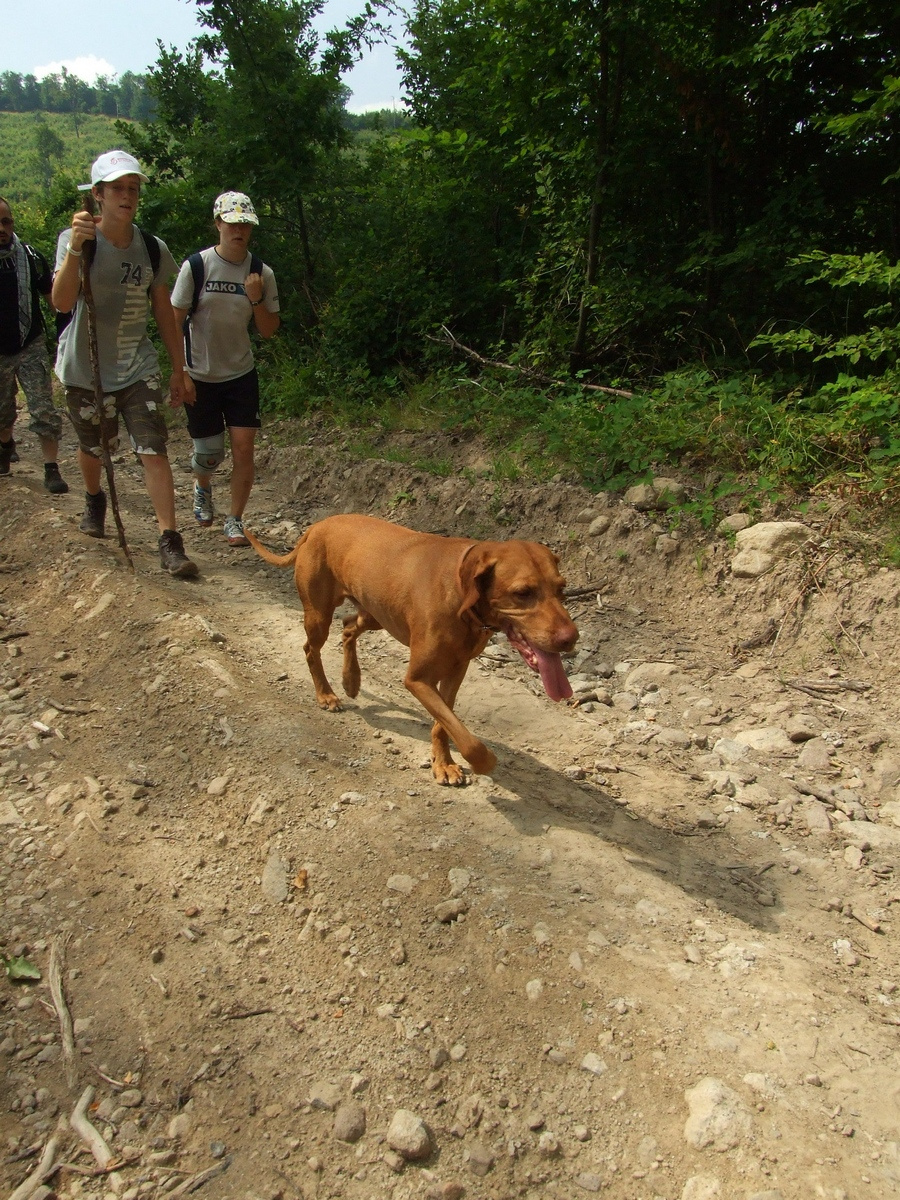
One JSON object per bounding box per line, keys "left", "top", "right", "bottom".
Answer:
{"left": 652, "top": 477, "right": 686, "bottom": 506}
{"left": 0, "top": 800, "right": 23, "bottom": 826}
{"left": 525, "top": 978, "right": 544, "bottom": 1001}
{"left": 625, "top": 484, "right": 658, "bottom": 511}
{"left": 588, "top": 514, "right": 612, "bottom": 536}
{"left": 537, "top": 1130, "right": 560, "bottom": 1156}
{"left": 447, "top": 868, "right": 471, "bottom": 896}
{"left": 308, "top": 1080, "right": 342, "bottom": 1111}
{"left": 879, "top": 801, "right": 900, "bottom": 827}
{"left": 785, "top": 716, "right": 818, "bottom": 742}
{"left": 386, "top": 1109, "right": 432, "bottom": 1160}
{"left": 735, "top": 520, "right": 810, "bottom": 554}
{"left": 844, "top": 845, "right": 864, "bottom": 870}
{"left": 624, "top": 662, "right": 680, "bottom": 691}
{"left": 732, "top": 726, "right": 794, "bottom": 755}
{"left": 117, "top": 1089, "right": 143, "bottom": 1108}
{"left": 683, "top": 1077, "right": 752, "bottom": 1151}
{"left": 467, "top": 1142, "right": 495, "bottom": 1176}
{"left": 261, "top": 852, "right": 289, "bottom": 904}
{"left": 168, "top": 1112, "right": 192, "bottom": 1140}
{"left": 797, "top": 738, "right": 833, "bottom": 771}
{"left": 712, "top": 738, "right": 751, "bottom": 764}
{"left": 731, "top": 549, "right": 775, "bottom": 578}
{"left": 716, "top": 513, "right": 751, "bottom": 534}
{"left": 681, "top": 1177, "right": 721, "bottom": 1200}
{"left": 387, "top": 873, "right": 417, "bottom": 895}
{"left": 803, "top": 800, "right": 832, "bottom": 833}
{"left": 434, "top": 898, "right": 468, "bottom": 922}
{"left": 426, "top": 1184, "right": 465, "bottom": 1200}
{"left": 575, "top": 1172, "right": 603, "bottom": 1192}
{"left": 333, "top": 1101, "right": 366, "bottom": 1143}
{"left": 206, "top": 774, "right": 230, "bottom": 797}
{"left": 580, "top": 1052, "right": 607, "bottom": 1077}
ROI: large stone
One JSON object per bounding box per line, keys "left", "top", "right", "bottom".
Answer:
{"left": 261, "top": 852, "right": 289, "bottom": 904}
{"left": 731, "top": 549, "right": 775, "bottom": 578}
{"left": 684, "top": 1077, "right": 753, "bottom": 1151}
{"left": 681, "top": 1177, "right": 721, "bottom": 1200}
{"left": 734, "top": 521, "right": 810, "bottom": 554}
{"left": 624, "top": 662, "right": 680, "bottom": 691}
{"left": 386, "top": 1109, "right": 432, "bottom": 1160}
{"left": 732, "top": 727, "right": 794, "bottom": 755}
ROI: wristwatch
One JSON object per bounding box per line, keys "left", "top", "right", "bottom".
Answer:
{"left": 250, "top": 299, "right": 262, "bottom": 307}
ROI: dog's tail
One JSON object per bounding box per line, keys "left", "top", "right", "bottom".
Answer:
{"left": 243, "top": 527, "right": 304, "bottom": 568}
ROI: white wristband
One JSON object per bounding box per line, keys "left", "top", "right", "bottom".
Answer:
{"left": 67, "top": 246, "right": 83, "bottom": 258}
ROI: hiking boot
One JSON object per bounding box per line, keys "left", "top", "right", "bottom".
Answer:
{"left": 224, "top": 515, "right": 250, "bottom": 547}
{"left": 0, "top": 443, "right": 10, "bottom": 476}
{"left": 79, "top": 490, "right": 107, "bottom": 537}
{"left": 159, "top": 529, "right": 199, "bottom": 578}
{"left": 8, "top": 438, "right": 18, "bottom": 463}
{"left": 43, "top": 463, "right": 69, "bottom": 495}
{"left": 193, "top": 481, "right": 214, "bottom": 526}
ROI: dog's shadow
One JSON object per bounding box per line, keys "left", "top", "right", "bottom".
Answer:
{"left": 341, "top": 687, "right": 785, "bottom": 935}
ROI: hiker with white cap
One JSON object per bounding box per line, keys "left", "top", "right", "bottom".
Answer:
{"left": 52, "top": 150, "right": 199, "bottom": 577}
{"left": 171, "top": 190, "right": 279, "bottom": 547}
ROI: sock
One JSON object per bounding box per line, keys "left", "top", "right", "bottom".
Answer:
{"left": 44, "top": 462, "right": 59, "bottom": 472}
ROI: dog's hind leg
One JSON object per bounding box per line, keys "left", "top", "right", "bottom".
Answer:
{"left": 341, "top": 609, "right": 382, "bottom": 698}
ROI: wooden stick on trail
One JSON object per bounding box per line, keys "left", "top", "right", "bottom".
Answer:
{"left": 80, "top": 192, "right": 134, "bottom": 570}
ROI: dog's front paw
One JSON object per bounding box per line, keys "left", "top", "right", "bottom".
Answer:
{"left": 432, "top": 758, "right": 469, "bottom": 787}
{"left": 465, "top": 743, "right": 497, "bottom": 777}
{"left": 317, "top": 692, "right": 343, "bottom": 712}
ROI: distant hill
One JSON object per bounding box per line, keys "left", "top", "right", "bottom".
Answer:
{"left": 0, "top": 111, "right": 124, "bottom": 206}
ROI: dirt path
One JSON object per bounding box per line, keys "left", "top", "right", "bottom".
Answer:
{"left": 2, "top": 420, "right": 900, "bottom": 1200}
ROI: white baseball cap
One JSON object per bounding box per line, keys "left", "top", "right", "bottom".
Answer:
{"left": 78, "top": 150, "right": 150, "bottom": 191}
{"left": 213, "top": 191, "right": 259, "bottom": 225}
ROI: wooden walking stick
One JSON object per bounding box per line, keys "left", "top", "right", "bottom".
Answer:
{"left": 79, "top": 192, "right": 134, "bottom": 569}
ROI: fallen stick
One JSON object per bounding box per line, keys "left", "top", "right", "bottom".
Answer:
{"left": 430, "top": 325, "right": 635, "bottom": 398}
{"left": 70, "top": 1086, "right": 113, "bottom": 1168}
{"left": 165, "top": 1156, "right": 232, "bottom": 1197}
{"left": 849, "top": 908, "right": 883, "bottom": 934}
{"left": 8, "top": 1135, "right": 59, "bottom": 1200}
{"left": 48, "top": 937, "right": 78, "bottom": 1089}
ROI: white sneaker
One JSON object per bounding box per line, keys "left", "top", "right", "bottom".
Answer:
{"left": 223, "top": 515, "right": 249, "bottom": 547}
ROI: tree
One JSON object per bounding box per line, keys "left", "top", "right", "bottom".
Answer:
{"left": 28, "top": 114, "right": 66, "bottom": 189}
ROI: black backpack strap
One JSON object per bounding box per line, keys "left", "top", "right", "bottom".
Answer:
{"left": 250, "top": 253, "right": 262, "bottom": 279}
{"left": 183, "top": 252, "right": 205, "bottom": 370}
{"left": 136, "top": 226, "right": 161, "bottom": 291}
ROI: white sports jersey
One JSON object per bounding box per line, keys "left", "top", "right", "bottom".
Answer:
{"left": 54, "top": 227, "right": 177, "bottom": 392}
{"left": 171, "top": 247, "right": 279, "bottom": 383}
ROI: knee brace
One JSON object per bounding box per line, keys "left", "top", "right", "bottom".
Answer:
{"left": 191, "top": 433, "right": 226, "bottom": 475}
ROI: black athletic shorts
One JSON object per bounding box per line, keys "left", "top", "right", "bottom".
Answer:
{"left": 186, "top": 368, "right": 261, "bottom": 438}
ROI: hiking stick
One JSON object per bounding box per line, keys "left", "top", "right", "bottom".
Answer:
{"left": 79, "top": 192, "right": 134, "bottom": 570}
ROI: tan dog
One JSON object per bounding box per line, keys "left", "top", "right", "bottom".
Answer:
{"left": 244, "top": 515, "right": 578, "bottom": 785}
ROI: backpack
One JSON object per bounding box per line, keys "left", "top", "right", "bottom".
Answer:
{"left": 183, "top": 250, "right": 262, "bottom": 369}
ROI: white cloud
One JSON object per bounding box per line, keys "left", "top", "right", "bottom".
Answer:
{"left": 33, "top": 55, "right": 119, "bottom": 85}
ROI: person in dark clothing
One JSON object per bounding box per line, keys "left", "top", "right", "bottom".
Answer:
{"left": 0, "top": 196, "right": 68, "bottom": 492}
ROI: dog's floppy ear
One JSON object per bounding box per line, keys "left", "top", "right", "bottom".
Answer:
{"left": 456, "top": 543, "right": 497, "bottom": 618}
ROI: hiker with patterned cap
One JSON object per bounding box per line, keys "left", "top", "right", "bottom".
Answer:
{"left": 171, "top": 190, "right": 280, "bottom": 548}
{"left": 52, "top": 150, "right": 198, "bottom": 578}
{"left": 0, "top": 196, "right": 69, "bottom": 493}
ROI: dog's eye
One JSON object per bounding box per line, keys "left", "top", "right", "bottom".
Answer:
{"left": 512, "top": 587, "right": 536, "bottom": 602}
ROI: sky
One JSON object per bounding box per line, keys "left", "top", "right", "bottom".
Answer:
{"left": 3, "top": 0, "right": 408, "bottom": 113}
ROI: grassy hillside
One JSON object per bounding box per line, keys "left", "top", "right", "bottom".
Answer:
{"left": 0, "top": 110, "right": 124, "bottom": 205}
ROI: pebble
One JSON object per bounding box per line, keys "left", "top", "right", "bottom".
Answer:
{"left": 466, "top": 1142, "right": 495, "bottom": 1176}
{"left": 386, "top": 1109, "right": 432, "bottom": 1160}
{"left": 575, "top": 1173, "right": 603, "bottom": 1193}
{"left": 333, "top": 1101, "right": 366, "bottom": 1143}
{"left": 434, "top": 898, "right": 468, "bottom": 922}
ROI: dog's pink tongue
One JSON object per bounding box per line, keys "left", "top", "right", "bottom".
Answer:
{"left": 534, "top": 647, "right": 573, "bottom": 702}
{"left": 506, "top": 632, "right": 573, "bottom": 702}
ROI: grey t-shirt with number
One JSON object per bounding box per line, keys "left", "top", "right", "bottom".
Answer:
{"left": 171, "top": 247, "right": 279, "bottom": 383}
{"left": 54, "top": 226, "right": 177, "bottom": 392}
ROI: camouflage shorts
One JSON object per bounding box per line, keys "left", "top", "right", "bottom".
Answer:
{"left": 0, "top": 337, "right": 63, "bottom": 439}
{"left": 64, "top": 376, "right": 169, "bottom": 458}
